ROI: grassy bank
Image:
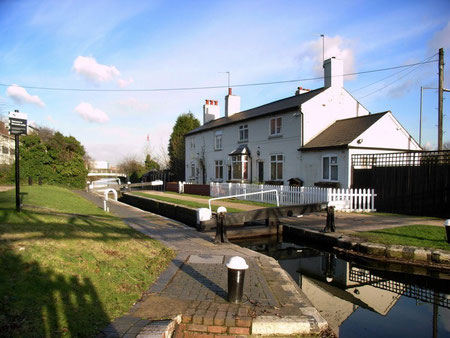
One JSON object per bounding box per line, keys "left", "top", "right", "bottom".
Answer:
{"left": 0, "top": 185, "right": 174, "bottom": 337}
{"left": 353, "top": 225, "right": 449, "bottom": 251}
{"left": 132, "top": 191, "right": 244, "bottom": 213}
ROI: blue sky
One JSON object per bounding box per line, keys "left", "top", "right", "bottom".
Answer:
{"left": 0, "top": 0, "right": 449, "bottom": 165}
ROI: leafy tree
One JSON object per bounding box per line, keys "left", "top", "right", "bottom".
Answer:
{"left": 168, "top": 112, "right": 200, "bottom": 181}
{"left": 19, "top": 130, "right": 89, "bottom": 188}
{"left": 144, "top": 154, "right": 160, "bottom": 171}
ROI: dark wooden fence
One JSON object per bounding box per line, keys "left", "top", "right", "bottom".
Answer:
{"left": 352, "top": 151, "right": 450, "bottom": 218}
{"left": 141, "top": 169, "right": 173, "bottom": 191}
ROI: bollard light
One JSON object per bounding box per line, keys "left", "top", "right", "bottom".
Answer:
{"left": 226, "top": 256, "right": 248, "bottom": 303}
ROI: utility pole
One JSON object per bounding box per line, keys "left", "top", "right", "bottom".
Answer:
{"left": 438, "top": 48, "right": 444, "bottom": 150}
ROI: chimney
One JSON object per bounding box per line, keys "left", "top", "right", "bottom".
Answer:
{"left": 203, "top": 99, "right": 220, "bottom": 124}
{"left": 295, "top": 87, "right": 311, "bottom": 95}
{"left": 323, "top": 57, "right": 343, "bottom": 88}
{"left": 225, "top": 88, "right": 241, "bottom": 118}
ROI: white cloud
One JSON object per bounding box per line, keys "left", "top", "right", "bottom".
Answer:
{"left": 73, "top": 55, "right": 134, "bottom": 87}
{"left": 74, "top": 102, "right": 109, "bottom": 123}
{"left": 428, "top": 21, "right": 450, "bottom": 53}
{"left": 73, "top": 56, "right": 120, "bottom": 83}
{"left": 299, "top": 35, "right": 356, "bottom": 80}
{"left": 117, "top": 77, "right": 134, "bottom": 88}
{"left": 6, "top": 85, "right": 45, "bottom": 107}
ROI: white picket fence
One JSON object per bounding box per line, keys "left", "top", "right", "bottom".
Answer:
{"left": 210, "top": 183, "right": 376, "bottom": 212}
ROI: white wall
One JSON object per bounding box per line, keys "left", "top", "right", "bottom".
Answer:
{"left": 301, "top": 87, "right": 369, "bottom": 145}
{"left": 185, "top": 108, "right": 302, "bottom": 183}
{"left": 349, "top": 113, "right": 421, "bottom": 151}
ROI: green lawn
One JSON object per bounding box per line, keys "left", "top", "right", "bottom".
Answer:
{"left": 353, "top": 225, "right": 450, "bottom": 251}
{"left": 0, "top": 185, "right": 174, "bottom": 337}
{"left": 162, "top": 191, "right": 276, "bottom": 208}
{"left": 132, "top": 191, "right": 244, "bottom": 213}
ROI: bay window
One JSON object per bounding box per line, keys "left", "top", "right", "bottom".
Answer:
{"left": 231, "top": 155, "right": 248, "bottom": 180}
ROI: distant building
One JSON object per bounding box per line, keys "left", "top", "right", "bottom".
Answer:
{"left": 0, "top": 120, "right": 15, "bottom": 165}
{"left": 90, "top": 160, "right": 110, "bottom": 170}
{"left": 185, "top": 57, "right": 421, "bottom": 188}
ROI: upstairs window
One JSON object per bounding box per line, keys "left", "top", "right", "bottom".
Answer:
{"left": 239, "top": 124, "right": 248, "bottom": 141}
{"left": 270, "top": 117, "right": 282, "bottom": 136}
{"left": 214, "top": 131, "right": 222, "bottom": 150}
{"left": 323, "top": 155, "right": 338, "bottom": 181}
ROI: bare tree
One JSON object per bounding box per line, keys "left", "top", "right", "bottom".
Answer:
{"left": 156, "top": 144, "right": 170, "bottom": 170}
{"left": 444, "top": 141, "right": 450, "bottom": 150}
{"left": 117, "top": 156, "right": 145, "bottom": 183}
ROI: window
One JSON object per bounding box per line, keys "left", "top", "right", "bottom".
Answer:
{"left": 2, "top": 146, "right": 8, "bottom": 154}
{"left": 214, "top": 131, "right": 222, "bottom": 150}
{"left": 239, "top": 124, "right": 248, "bottom": 141}
{"left": 231, "top": 155, "right": 248, "bottom": 180}
{"left": 323, "top": 155, "right": 338, "bottom": 181}
{"left": 191, "top": 162, "right": 196, "bottom": 177}
{"left": 270, "top": 154, "right": 283, "bottom": 180}
{"left": 270, "top": 117, "right": 282, "bottom": 136}
{"left": 215, "top": 160, "right": 223, "bottom": 180}
{"left": 190, "top": 138, "right": 195, "bottom": 149}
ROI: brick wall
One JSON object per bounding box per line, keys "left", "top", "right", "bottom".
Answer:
{"left": 184, "top": 184, "right": 210, "bottom": 196}
{"left": 173, "top": 301, "right": 252, "bottom": 338}
{"left": 166, "top": 182, "right": 179, "bottom": 193}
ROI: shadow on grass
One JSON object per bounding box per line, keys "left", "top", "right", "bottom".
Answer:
{"left": 0, "top": 242, "right": 115, "bottom": 337}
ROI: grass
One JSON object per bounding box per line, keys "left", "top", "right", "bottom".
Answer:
{"left": 0, "top": 185, "right": 174, "bottom": 337}
{"left": 352, "top": 225, "right": 450, "bottom": 251}
{"left": 132, "top": 191, "right": 245, "bottom": 213}
{"left": 161, "top": 191, "right": 276, "bottom": 208}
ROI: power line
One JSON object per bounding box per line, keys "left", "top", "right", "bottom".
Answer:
{"left": 356, "top": 56, "right": 436, "bottom": 100}
{"left": 352, "top": 53, "right": 438, "bottom": 93}
{"left": 0, "top": 60, "right": 438, "bottom": 93}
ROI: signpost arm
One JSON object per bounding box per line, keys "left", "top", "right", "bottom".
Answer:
{"left": 15, "top": 134, "right": 20, "bottom": 212}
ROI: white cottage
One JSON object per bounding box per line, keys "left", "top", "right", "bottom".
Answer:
{"left": 185, "top": 57, "right": 421, "bottom": 188}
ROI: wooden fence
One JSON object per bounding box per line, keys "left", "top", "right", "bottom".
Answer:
{"left": 352, "top": 150, "right": 450, "bottom": 218}
{"left": 210, "top": 183, "right": 376, "bottom": 212}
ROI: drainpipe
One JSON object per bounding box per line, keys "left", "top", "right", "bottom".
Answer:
{"left": 300, "top": 111, "right": 304, "bottom": 147}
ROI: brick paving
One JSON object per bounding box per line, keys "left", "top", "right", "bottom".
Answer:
{"left": 76, "top": 191, "right": 326, "bottom": 337}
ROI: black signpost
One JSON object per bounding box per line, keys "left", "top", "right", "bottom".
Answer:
{"left": 8, "top": 110, "right": 27, "bottom": 212}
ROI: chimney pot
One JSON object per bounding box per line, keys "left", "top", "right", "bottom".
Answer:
{"left": 214, "top": 100, "right": 218, "bottom": 105}
{"left": 228, "top": 88, "right": 232, "bottom": 95}
{"left": 205, "top": 99, "right": 208, "bottom": 104}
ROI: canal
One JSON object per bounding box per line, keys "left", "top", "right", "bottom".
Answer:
{"left": 233, "top": 234, "right": 450, "bottom": 337}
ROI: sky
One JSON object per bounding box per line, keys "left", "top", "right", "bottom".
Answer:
{"left": 0, "top": 0, "right": 449, "bottom": 166}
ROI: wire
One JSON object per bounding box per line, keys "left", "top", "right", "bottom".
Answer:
{"left": 0, "top": 60, "right": 438, "bottom": 93}
{"left": 357, "top": 55, "right": 437, "bottom": 100}
{"left": 352, "top": 53, "right": 438, "bottom": 93}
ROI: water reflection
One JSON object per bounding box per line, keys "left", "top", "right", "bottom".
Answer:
{"left": 234, "top": 236, "right": 450, "bottom": 337}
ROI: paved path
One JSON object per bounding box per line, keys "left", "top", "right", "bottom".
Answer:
{"left": 136, "top": 190, "right": 264, "bottom": 212}
{"left": 76, "top": 191, "right": 326, "bottom": 338}
{"left": 0, "top": 185, "right": 14, "bottom": 192}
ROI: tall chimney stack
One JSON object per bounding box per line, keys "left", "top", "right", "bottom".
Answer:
{"left": 225, "top": 88, "right": 240, "bottom": 118}
{"left": 323, "top": 57, "right": 343, "bottom": 88}
{"left": 203, "top": 99, "right": 220, "bottom": 124}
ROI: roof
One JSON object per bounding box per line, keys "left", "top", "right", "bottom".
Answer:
{"left": 229, "top": 144, "right": 251, "bottom": 156}
{"left": 186, "top": 87, "right": 327, "bottom": 136}
{"left": 301, "top": 112, "right": 389, "bottom": 150}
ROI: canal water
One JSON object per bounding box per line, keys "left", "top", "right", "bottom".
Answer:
{"left": 233, "top": 235, "right": 450, "bottom": 337}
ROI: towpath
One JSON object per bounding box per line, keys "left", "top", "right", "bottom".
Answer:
{"left": 76, "top": 191, "right": 327, "bottom": 338}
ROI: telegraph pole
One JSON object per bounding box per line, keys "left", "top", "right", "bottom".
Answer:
{"left": 438, "top": 48, "right": 444, "bottom": 150}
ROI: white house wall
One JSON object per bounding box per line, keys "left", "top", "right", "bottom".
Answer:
{"left": 301, "top": 87, "right": 369, "bottom": 144}
{"left": 349, "top": 113, "right": 421, "bottom": 151}
{"left": 185, "top": 109, "right": 303, "bottom": 183}
{"left": 299, "top": 149, "right": 350, "bottom": 187}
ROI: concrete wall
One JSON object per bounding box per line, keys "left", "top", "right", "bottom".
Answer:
{"left": 119, "top": 193, "right": 198, "bottom": 227}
